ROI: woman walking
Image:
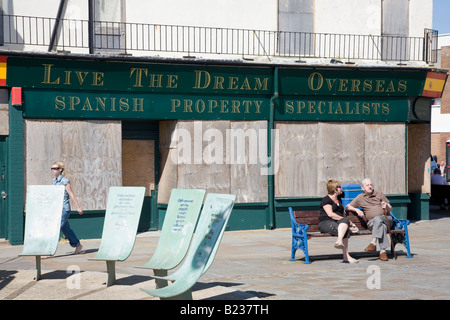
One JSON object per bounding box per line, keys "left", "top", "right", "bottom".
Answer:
{"left": 51, "top": 161, "right": 83, "bottom": 254}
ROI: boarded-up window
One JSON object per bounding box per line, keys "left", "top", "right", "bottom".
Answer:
{"left": 158, "top": 120, "right": 268, "bottom": 204}
{"left": 382, "top": 0, "right": 409, "bottom": 61}
{"left": 24, "top": 120, "right": 122, "bottom": 210}
{"left": 278, "top": 0, "right": 314, "bottom": 56}
{"left": 275, "top": 122, "right": 406, "bottom": 197}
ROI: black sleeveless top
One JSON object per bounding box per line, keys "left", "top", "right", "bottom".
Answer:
{"left": 318, "top": 194, "right": 345, "bottom": 223}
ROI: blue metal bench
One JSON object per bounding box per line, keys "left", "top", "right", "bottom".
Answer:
{"left": 288, "top": 206, "right": 412, "bottom": 264}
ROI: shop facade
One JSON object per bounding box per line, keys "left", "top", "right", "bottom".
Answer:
{"left": 1, "top": 53, "right": 446, "bottom": 244}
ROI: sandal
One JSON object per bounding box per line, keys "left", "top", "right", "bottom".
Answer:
{"left": 343, "top": 258, "right": 359, "bottom": 264}
{"left": 334, "top": 242, "right": 344, "bottom": 250}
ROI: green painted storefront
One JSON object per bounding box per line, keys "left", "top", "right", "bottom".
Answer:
{"left": 1, "top": 53, "right": 444, "bottom": 244}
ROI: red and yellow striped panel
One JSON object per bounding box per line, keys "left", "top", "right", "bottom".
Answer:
{"left": 422, "top": 71, "right": 447, "bottom": 98}
{"left": 0, "top": 56, "right": 6, "bottom": 87}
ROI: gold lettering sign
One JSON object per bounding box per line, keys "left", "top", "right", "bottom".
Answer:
{"left": 284, "top": 100, "right": 390, "bottom": 116}
{"left": 54, "top": 95, "right": 144, "bottom": 113}
{"left": 307, "top": 72, "right": 408, "bottom": 94}
{"left": 42, "top": 64, "right": 105, "bottom": 87}
{"left": 41, "top": 64, "right": 270, "bottom": 94}
{"left": 170, "top": 98, "right": 263, "bottom": 114}
{"left": 193, "top": 70, "right": 270, "bottom": 91}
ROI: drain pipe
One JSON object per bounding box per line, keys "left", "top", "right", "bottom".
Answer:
{"left": 267, "top": 67, "right": 279, "bottom": 229}
{"left": 88, "top": 0, "right": 95, "bottom": 54}
{"left": 48, "top": 0, "right": 67, "bottom": 52}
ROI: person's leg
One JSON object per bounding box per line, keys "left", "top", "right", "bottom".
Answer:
{"left": 366, "top": 217, "right": 381, "bottom": 251}
{"left": 377, "top": 215, "right": 393, "bottom": 251}
{"left": 60, "top": 209, "right": 82, "bottom": 253}
{"left": 369, "top": 215, "right": 392, "bottom": 260}
{"left": 334, "top": 218, "right": 350, "bottom": 249}
{"left": 318, "top": 220, "right": 342, "bottom": 248}
{"left": 342, "top": 237, "right": 358, "bottom": 263}
{"left": 336, "top": 218, "right": 358, "bottom": 263}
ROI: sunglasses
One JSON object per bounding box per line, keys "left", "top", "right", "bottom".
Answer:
{"left": 51, "top": 167, "right": 60, "bottom": 170}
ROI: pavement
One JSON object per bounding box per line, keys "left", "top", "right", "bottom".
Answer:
{"left": 1, "top": 205, "right": 450, "bottom": 301}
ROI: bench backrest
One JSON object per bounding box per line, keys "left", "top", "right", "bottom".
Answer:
{"left": 21, "top": 185, "right": 65, "bottom": 256}
{"left": 142, "top": 193, "right": 235, "bottom": 298}
{"left": 291, "top": 183, "right": 367, "bottom": 232}
{"left": 176, "top": 193, "right": 235, "bottom": 275}
{"left": 292, "top": 210, "right": 368, "bottom": 231}
{"left": 140, "top": 188, "right": 206, "bottom": 270}
{"left": 200, "top": 193, "right": 236, "bottom": 274}
{"left": 92, "top": 186, "right": 146, "bottom": 261}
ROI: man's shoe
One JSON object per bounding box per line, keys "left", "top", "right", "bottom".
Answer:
{"left": 364, "top": 243, "right": 376, "bottom": 251}
{"left": 379, "top": 251, "right": 389, "bottom": 261}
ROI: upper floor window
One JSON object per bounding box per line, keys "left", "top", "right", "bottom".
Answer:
{"left": 92, "top": 0, "right": 126, "bottom": 54}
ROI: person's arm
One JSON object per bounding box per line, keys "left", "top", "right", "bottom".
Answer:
{"left": 324, "top": 204, "right": 357, "bottom": 227}
{"left": 346, "top": 203, "right": 364, "bottom": 218}
{"left": 381, "top": 194, "right": 392, "bottom": 214}
{"left": 323, "top": 204, "right": 345, "bottom": 221}
{"left": 65, "top": 183, "right": 83, "bottom": 215}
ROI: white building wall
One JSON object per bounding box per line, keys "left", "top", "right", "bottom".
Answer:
{"left": 127, "top": 0, "right": 277, "bottom": 30}
{"left": 0, "top": 0, "right": 434, "bottom": 63}
{"left": 2, "top": 0, "right": 88, "bottom": 19}
{"left": 3, "top": 0, "right": 433, "bottom": 34}
{"left": 431, "top": 105, "right": 450, "bottom": 133}
{"left": 410, "top": 0, "right": 433, "bottom": 37}
{"left": 315, "top": 0, "right": 381, "bottom": 35}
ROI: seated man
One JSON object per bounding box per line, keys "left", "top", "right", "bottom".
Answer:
{"left": 345, "top": 178, "right": 393, "bottom": 261}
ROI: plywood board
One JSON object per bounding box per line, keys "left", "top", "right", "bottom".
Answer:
{"left": 157, "top": 120, "right": 178, "bottom": 204}
{"left": 61, "top": 120, "right": 122, "bottom": 210}
{"left": 317, "top": 123, "right": 365, "bottom": 194}
{"left": 365, "top": 123, "right": 406, "bottom": 194}
{"left": 275, "top": 122, "right": 405, "bottom": 198}
{"left": 408, "top": 124, "right": 431, "bottom": 194}
{"left": 275, "top": 122, "right": 319, "bottom": 197}
{"left": 122, "top": 139, "right": 155, "bottom": 196}
{"left": 158, "top": 120, "right": 269, "bottom": 204}
{"left": 25, "top": 120, "right": 122, "bottom": 211}
{"left": 230, "top": 121, "right": 268, "bottom": 203}
{"left": 177, "top": 120, "right": 231, "bottom": 195}
{"left": 25, "top": 120, "right": 63, "bottom": 188}
{"left": 0, "top": 89, "right": 8, "bottom": 135}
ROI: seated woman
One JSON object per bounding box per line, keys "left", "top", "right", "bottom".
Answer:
{"left": 318, "top": 179, "right": 359, "bottom": 264}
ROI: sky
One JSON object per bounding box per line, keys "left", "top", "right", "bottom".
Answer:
{"left": 433, "top": 0, "right": 450, "bottom": 34}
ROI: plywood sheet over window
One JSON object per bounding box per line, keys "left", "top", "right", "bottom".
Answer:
{"left": 158, "top": 120, "right": 268, "bottom": 204}
{"left": 230, "top": 121, "right": 268, "bottom": 203}
{"left": 158, "top": 120, "right": 178, "bottom": 204}
{"left": 408, "top": 124, "right": 431, "bottom": 194}
{"left": 275, "top": 122, "right": 318, "bottom": 197}
{"left": 177, "top": 120, "right": 231, "bottom": 195}
{"left": 365, "top": 123, "right": 406, "bottom": 194}
{"left": 0, "top": 89, "right": 9, "bottom": 135}
{"left": 317, "top": 122, "right": 365, "bottom": 193}
{"left": 122, "top": 139, "right": 155, "bottom": 196}
{"left": 25, "top": 120, "right": 122, "bottom": 210}
{"left": 275, "top": 122, "right": 406, "bottom": 197}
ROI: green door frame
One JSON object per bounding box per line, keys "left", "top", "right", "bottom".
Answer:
{"left": 0, "top": 136, "right": 7, "bottom": 238}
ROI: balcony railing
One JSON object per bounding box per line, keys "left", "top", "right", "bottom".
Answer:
{"left": 0, "top": 14, "right": 439, "bottom": 64}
